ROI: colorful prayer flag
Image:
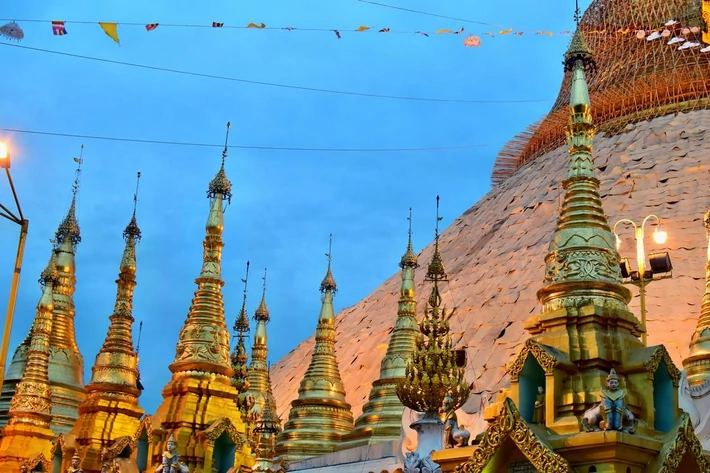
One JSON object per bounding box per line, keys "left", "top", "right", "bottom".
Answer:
{"left": 247, "top": 22, "right": 266, "bottom": 29}
{"left": 356, "top": 26, "right": 371, "bottom": 32}
{"left": 379, "top": 27, "right": 390, "bottom": 33}
{"left": 454, "top": 27, "right": 465, "bottom": 34}
{"left": 52, "top": 21, "right": 67, "bottom": 36}
{"left": 99, "top": 22, "right": 120, "bottom": 44}
{"left": 145, "top": 23, "right": 159, "bottom": 31}
{"left": 212, "top": 22, "right": 224, "bottom": 28}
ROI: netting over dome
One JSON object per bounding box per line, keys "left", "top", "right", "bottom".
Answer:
{"left": 492, "top": 0, "right": 709, "bottom": 184}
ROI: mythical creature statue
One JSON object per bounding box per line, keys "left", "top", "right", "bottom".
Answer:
{"left": 582, "top": 368, "right": 637, "bottom": 433}
{"left": 441, "top": 394, "right": 471, "bottom": 447}
{"left": 155, "top": 433, "right": 189, "bottom": 473}
{"left": 532, "top": 386, "right": 545, "bottom": 425}
{"left": 403, "top": 451, "right": 442, "bottom": 473}
{"left": 67, "top": 451, "right": 83, "bottom": 472}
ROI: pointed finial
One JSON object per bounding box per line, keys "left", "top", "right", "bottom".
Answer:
{"left": 55, "top": 145, "right": 84, "bottom": 247}
{"left": 123, "top": 171, "right": 142, "bottom": 241}
{"left": 235, "top": 261, "right": 251, "bottom": 333}
{"left": 39, "top": 250, "right": 59, "bottom": 287}
{"left": 222, "top": 121, "right": 231, "bottom": 166}
{"left": 136, "top": 321, "right": 143, "bottom": 355}
{"left": 320, "top": 234, "right": 337, "bottom": 293}
{"left": 254, "top": 267, "right": 270, "bottom": 322}
{"left": 400, "top": 207, "right": 419, "bottom": 269}
{"left": 564, "top": 2, "right": 595, "bottom": 73}
{"left": 426, "top": 196, "right": 447, "bottom": 282}
{"left": 207, "top": 122, "right": 233, "bottom": 203}
{"left": 574, "top": 0, "right": 581, "bottom": 26}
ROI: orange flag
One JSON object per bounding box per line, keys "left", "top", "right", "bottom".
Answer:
{"left": 437, "top": 28, "right": 453, "bottom": 34}
{"left": 99, "top": 22, "right": 120, "bottom": 44}
{"left": 356, "top": 25, "right": 371, "bottom": 31}
{"left": 247, "top": 22, "right": 266, "bottom": 29}
{"left": 499, "top": 27, "right": 513, "bottom": 35}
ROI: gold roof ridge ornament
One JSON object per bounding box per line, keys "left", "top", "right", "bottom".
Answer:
{"left": 396, "top": 196, "right": 470, "bottom": 417}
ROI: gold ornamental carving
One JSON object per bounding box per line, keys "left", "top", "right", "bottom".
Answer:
{"left": 455, "top": 398, "right": 571, "bottom": 473}
{"left": 507, "top": 339, "right": 559, "bottom": 381}
{"left": 643, "top": 346, "right": 682, "bottom": 387}
{"left": 103, "top": 436, "right": 135, "bottom": 461}
{"left": 133, "top": 415, "right": 156, "bottom": 441}
{"left": 202, "top": 417, "right": 245, "bottom": 448}
{"left": 22, "top": 452, "right": 51, "bottom": 473}
{"left": 655, "top": 414, "right": 710, "bottom": 473}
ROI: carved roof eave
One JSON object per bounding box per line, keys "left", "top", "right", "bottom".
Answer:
{"left": 50, "top": 433, "right": 77, "bottom": 456}
{"left": 643, "top": 413, "right": 710, "bottom": 473}
{"left": 507, "top": 339, "right": 577, "bottom": 381}
{"left": 619, "top": 345, "right": 682, "bottom": 388}
{"left": 133, "top": 415, "right": 157, "bottom": 441}
{"left": 23, "top": 452, "right": 51, "bottom": 472}
{"left": 103, "top": 436, "right": 136, "bottom": 460}
{"left": 199, "top": 417, "right": 246, "bottom": 448}
{"left": 454, "top": 398, "right": 572, "bottom": 473}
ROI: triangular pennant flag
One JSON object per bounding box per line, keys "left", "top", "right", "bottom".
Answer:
{"left": 99, "top": 22, "right": 120, "bottom": 44}
{"left": 437, "top": 28, "right": 453, "bottom": 34}
{"left": 499, "top": 27, "right": 513, "bottom": 34}
{"left": 356, "top": 26, "right": 371, "bottom": 32}
{"left": 145, "top": 23, "right": 159, "bottom": 31}
{"left": 247, "top": 22, "right": 266, "bottom": 29}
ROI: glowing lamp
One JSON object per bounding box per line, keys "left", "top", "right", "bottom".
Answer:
{"left": 653, "top": 225, "right": 667, "bottom": 245}
{"left": 0, "top": 142, "right": 8, "bottom": 169}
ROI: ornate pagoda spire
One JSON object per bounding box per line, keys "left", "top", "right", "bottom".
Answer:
{"left": 683, "top": 209, "right": 710, "bottom": 387}
{"left": 246, "top": 268, "right": 271, "bottom": 418}
{"left": 340, "top": 208, "right": 421, "bottom": 448}
{"left": 153, "top": 123, "right": 251, "bottom": 471}
{"left": 396, "top": 197, "right": 470, "bottom": 416}
{"left": 0, "top": 253, "right": 59, "bottom": 470}
{"left": 232, "top": 261, "right": 255, "bottom": 420}
{"left": 69, "top": 172, "right": 146, "bottom": 472}
{"left": 276, "top": 235, "right": 354, "bottom": 462}
{"left": 253, "top": 366, "right": 281, "bottom": 473}
{"left": 0, "top": 150, "right": 88, "bottom": 434}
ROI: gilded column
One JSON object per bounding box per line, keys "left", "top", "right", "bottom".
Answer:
{"left": 683, "top": 209, "right": 710, "bottom": 386}
{"left": 246, "top": 269, "right": 271, "bottom": 419}
{"left": 0, "top": 254, "right": 59, "bottom": 470}
{"left": 339, "top": 209, "right": 421, "bottom": 449}
{"left": 152, "top": 125, "right": 249, "bottom": 471}
{"left": 276, "top": 236, "right": 354, "bottom": 462}
{"left": 69, "top": 173, "right": 145, "bottom": 471}
{"left": 0, "top": 155, "right": 86, "bottom": 434}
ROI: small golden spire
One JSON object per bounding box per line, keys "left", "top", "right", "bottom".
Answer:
{"left": 396, "top": 197, "right": 470, "bottom": 415}
{"left": 400, "top": 208, "right": 419, "bottom": 269}
{"left": 253, "top": 366, "right": 281, "bottom": 472}
{"left": 84, "top": 173, "right": 143, "bottom": 398}
{"left": 232, "top": 262, "right": 253, "bottom": 409}
{"left": 254, "top": 268, "right": 270, "bottom": 322}
{"left": 55, "top": 145, "right": 84, "bottom": 248}
{"left": 320, "top": 234, "right": 337, "bottom": 293}
{"left": 7, "top": 252, "right": 58, "bottom": 428}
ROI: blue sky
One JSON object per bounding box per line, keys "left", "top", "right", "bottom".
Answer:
{"left": 0, "top": 0, "right": 587, "bottom": 413}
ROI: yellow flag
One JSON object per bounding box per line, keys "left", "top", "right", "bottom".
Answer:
{"left": 356, "top": 26, "right": 371, "bottom": 32}
{"left": 99, "top": 22, "right": 120, "bottom": 44}
{"left": 436, "top": 28, "right": 453, "bottom": 34}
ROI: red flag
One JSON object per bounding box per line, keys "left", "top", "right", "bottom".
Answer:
{"left": 145, "top": 23, "right": 159, "bottom": 31}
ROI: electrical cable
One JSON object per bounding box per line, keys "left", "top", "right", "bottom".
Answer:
{"left": 0, "top": 42, "right": 553, "bottom": 104}
{"left": 355, "top": 0, "right": 507, "bottom": 28}
{"left": 0, "top": 127, "right": 495, "bottom": 153}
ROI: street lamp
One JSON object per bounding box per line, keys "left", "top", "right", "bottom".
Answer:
{"left": 612, "top": 215, "right": 672, "bottom": 346}
{"left": 0, "top": 141, "right": 29, "bottom": 390}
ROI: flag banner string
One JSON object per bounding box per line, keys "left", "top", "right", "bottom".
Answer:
{"left": 0, "top": 127, "right": 495, "bottom": 153}
{"left": 0, "top": 17, "right": 706, "bottom": 51}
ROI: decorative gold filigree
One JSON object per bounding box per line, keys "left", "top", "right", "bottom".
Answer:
{"left": 50, "top": 434, "right": 71, "bottom": 457}
{"left": 643, "top": 346, "right": 682, "bottom": 387}
{"left": 202, "top": 417, "right": 246, "bottom": 448}
{"left": 455, "top": 398, "right": 572, "bottom": 473}
{"left": 507, "top": 339, "right": 559, "bottom": 381}
{"left": 133, "top": 415, "right": 156, "bottom": 441}
{"left": 656, "top": 413, "right": 710, "bottom": 473}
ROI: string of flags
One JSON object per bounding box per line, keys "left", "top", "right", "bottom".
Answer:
{"left": 0, "top": 18, "right": 708, "bottom": 52}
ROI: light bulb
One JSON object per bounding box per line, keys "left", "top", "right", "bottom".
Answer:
{"left": 653, "top": 226, "right": 667, "bottom": 245}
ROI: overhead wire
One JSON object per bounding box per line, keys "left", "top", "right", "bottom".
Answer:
{"left": 355, "top": 0, "right": 507, "bottom": 28}
{"left": 0, "top": 127, "right": 495, "bottom": 153}
{"left": 0, "top": 42, "right": 553, "bottom": 105}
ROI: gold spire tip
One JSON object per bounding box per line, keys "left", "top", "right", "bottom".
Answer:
{"left": 222, "top": 121, "right": 231, "bottom": 165}
{"left": 426, "top": 196, "right": 447, "bottom": 282}
{"left": 124, "top": 171, "right": 142, "bottom": 241}
{"left": 254, "top": 267, "right": 270, "bottom": 321}
{"left": 38, "top": 250, "right": 59, "bottom": 287}
{"left": 574, "top": 0, "right": 581, "bottom": 26}
{"left": 55, "top": 147, "right": 84, "bottom": 247}
{"left": 320, "top": 233, "right": 337, "bottom": 293}
{"left": 208, "top": 122, "right": 233, "bottom": 202}
{"left": 72, "top": 144, "right": 84, "bottom": 198}
{"left": 400, "top": 207, "right": 419, "bottom": 269}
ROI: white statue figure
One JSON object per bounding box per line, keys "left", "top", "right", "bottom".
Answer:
{"left": 155, "top": 433, "right": 189, "bottom": 473}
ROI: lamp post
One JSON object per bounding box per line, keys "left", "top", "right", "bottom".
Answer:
{"left": 0, "top": 141, "right": 29, "bottom": 390}
{"left": 612, "top": 215, "right": 672, "bottom": 346}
